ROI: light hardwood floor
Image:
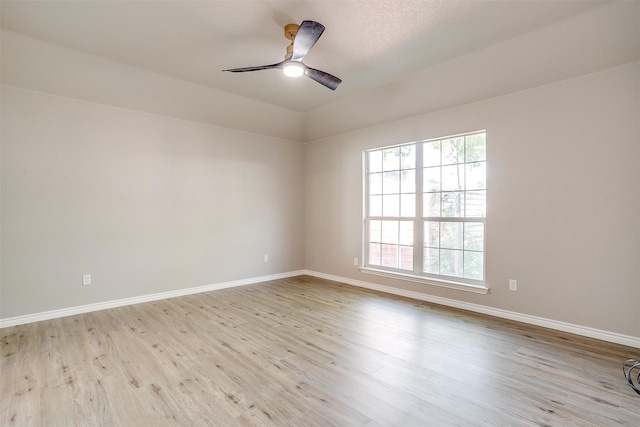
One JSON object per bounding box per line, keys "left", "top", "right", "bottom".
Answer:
{"left": 2, "top": 275, "right": 639, "bottom": 426}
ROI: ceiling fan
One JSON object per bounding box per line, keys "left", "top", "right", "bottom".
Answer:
{"left": 223, "top": 20, "right": 342, "bottom": 91}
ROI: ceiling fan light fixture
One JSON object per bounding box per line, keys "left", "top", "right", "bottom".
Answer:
{"left": 283, "top": 63, "right": 304, "bottom": 77}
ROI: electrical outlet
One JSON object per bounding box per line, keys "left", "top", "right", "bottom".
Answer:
{"left": 509, "top": 279, "right": 517, "bottom": 291}
{"left": 83, "top": 274, "right": 92, "bottom": 286}
{"left": 263, "top": 254, "right": 269, "bottom": 263}
{"left": 353, "top": 257, "right": 359, "bottom": 266}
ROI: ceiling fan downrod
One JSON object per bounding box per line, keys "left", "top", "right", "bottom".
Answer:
{"left": 284, "top": 23, "right": 299, "bottom": 60}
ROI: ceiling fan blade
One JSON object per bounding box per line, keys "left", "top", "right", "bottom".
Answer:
{"left": 291, "top": 20, "right": 325, "bottom": 61}
{"left": 305, "top": 67, "right": 342, "bottom": 91}
{"left": 223, "top": 61, "right": 284, "bottom": 73}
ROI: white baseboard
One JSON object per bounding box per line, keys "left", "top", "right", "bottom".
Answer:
{"left": 0, "top": 270, "right": 306, "bottom": 329}
{"left": 303, "top": 270, "right": 640, "bottom": 349}
{"left": 4, "top": 269, "right": 639, "bottom": 349}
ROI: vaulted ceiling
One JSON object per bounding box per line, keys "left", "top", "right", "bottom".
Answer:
{"left": 1, "top": 0, "right": 608, "bottom": 113}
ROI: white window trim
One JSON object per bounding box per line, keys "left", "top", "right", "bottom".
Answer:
{"left": 362, "top": 131, "right": 488, "bottom": 294}
{"left": 359, "top": 267, "right": 489, "bottom": 294}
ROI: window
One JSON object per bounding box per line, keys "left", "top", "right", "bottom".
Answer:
{"left": 363, "top": 131, "right": 487, "bottom": 292}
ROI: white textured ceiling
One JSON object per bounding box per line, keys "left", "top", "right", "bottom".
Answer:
{"left": 1, "top": 0, "right": 608, "bottom": 112}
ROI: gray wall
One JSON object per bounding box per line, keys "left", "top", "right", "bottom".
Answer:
{"left": 1, "top": 85, "right": 305, "bottom": 318}
{"left": 304, "top": 61, "right": 640, "bottom": 338}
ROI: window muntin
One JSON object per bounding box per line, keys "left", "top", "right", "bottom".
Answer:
{"left": 366, "top": 145, "right": 417, "bottom": 271}
{"left": 368, "top": 220, "right": 414, "bottom": 270}
{"left": 364, "top": 131, "right": 486, "bottom": 287}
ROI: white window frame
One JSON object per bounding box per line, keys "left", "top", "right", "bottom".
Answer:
{"left": 360, "top": 131, "right": 489, "bottom": 294}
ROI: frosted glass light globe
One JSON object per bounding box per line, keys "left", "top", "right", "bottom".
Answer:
{"left": 283, "top": 64, "right": 304, "bottom": 77}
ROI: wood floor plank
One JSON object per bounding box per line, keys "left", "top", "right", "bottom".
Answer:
{"left": 2, "top": 275, "right": 639, "bottom": 426}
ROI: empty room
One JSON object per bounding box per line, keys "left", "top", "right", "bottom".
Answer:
{"left": 1, "top": 0, "right": 639, "bottom": 425}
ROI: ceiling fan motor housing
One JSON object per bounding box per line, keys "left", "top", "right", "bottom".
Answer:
{"left": 284, "top": 23, "right": 299, "bottom": 59}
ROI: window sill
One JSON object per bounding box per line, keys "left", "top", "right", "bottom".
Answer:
{"left": 359, "top": 267, "right": 489, "bottom": 294}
